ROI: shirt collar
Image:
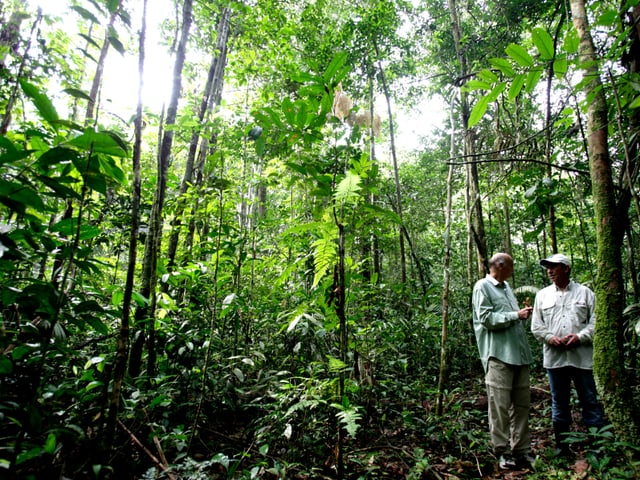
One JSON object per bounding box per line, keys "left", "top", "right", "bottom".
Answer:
{"left": 486, "top": 274, "right": 507, "bottom": 288}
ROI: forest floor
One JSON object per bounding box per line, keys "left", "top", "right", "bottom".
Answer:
{"left": 185, "top": 373, "right": 622, "bottom": 480}
{"left": 336, "top": 374, "right": 613, "bottom": 480}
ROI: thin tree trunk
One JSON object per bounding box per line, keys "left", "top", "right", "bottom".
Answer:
{"left": 571, "top": 0, "right": 640, "bottom": 463}
{"left": 374, "top": 42, "right": 406, "bottom": 284}
{"left": 105, "top": 0, "right": 147, "bottom": 447}
{"left": 437, "top": 95, "right": 457, "bottom": 416}
{"left": 447, "top": 0, "right": 488, "bottom": 278}
{"left": 543, "top": 13, "right": 564, "bottom": 253}
{"left": 85, "top": 1, "right": 123, "bottom": 125}
{"left": 129, "top": 0, "right": 193, "bottom": 378}
{"left": 165, "top": 6, "right": 231, "bottom": 269}
{"left": 0, "top": 5, "right": 40, "bottom": 135}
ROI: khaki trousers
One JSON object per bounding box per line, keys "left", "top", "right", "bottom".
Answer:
{"left": 485, "top": 358, "right": 531, "bottom": 455}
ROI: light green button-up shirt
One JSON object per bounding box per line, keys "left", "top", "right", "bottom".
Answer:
{"left": 472, "top": 274, "right": 533, "bottom": 372}
{"left": 531, "top": 280, "right": 595, "bottom": 370}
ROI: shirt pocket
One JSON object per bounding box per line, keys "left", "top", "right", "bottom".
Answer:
{"left": 573, "top": 301, "right": 589, "bottom": 325}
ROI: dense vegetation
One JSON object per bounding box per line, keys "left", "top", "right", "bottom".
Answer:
{"left": 1, "top": 0, "right": 639, "bottom": 478}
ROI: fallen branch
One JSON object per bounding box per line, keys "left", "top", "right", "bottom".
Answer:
{"left": 118, "top": 419, "right": 176, "bottom": 480}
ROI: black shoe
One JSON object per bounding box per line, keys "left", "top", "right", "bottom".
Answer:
{"left": 499, "top": 454, "right": 517, "bottom": 470}
{"left": 515, "top": 452, "right": 536, "bottom": 468}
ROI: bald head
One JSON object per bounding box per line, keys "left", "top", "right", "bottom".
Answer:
{"left": 489, "top": 253, "right": 514, "bottom": 282}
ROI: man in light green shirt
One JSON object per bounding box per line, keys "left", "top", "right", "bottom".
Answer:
{"left": 472, "top": 253, "right": 535, "bottom": 470}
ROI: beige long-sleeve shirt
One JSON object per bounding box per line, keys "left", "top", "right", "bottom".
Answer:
{"left": 531, "top": 280, "right": 596, "bottom": 370}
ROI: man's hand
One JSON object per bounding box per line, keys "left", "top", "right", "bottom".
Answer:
{"left": 518, "top": 306, "right": 533, "bottom": 320}
{"left": 563, "top": 333, "right": 580, "bottom": 347}
{"left": 548, "top": 335, "right": 565, "bottom": 347}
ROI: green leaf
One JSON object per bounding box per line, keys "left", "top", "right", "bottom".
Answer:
{"left": 564, "top": 28, "right": 579, "bottom": 54}
{"left": 72, "top": 6, "right": 100, "bottom": 24}
{"left": 50, "top": 218, "right": 101, "bottom": 240}
{"left": 0, "top": 148, "right": 33, "bottom": 165}
{"left": 553, "top": 57, "right": 568, "bottom": 78}
{"left": 312, "top": 236, "right": 336, "bottom": 288}
{"left": 282, "top": 98, "right": 296, "bottom": 126}
{"left": 489, "top": 57, "right": 514, "bottom": 77}
{"left": 464, "top": 79, "right": 492, "bottom": 91}
{"left": 20, "top": 80, "right": 59, "bottom": 126}
{"left": 63, "top": 88, "right": 93, "bottom": 102}
{"left": 67, "top": 129, "right": 128, "bottom": 157}
{"left": 327, "top": 355, "right": 347, "bottom": 372}
{"left": 44, "top": 433, "right": 57, "bottom": 454}
{"left": 323, "top": 52, "right": 348, "bottom": 84}
{"left": 505, "top": 43, "right": 533, "bottom": 68}
{"left": 0, "top": 355, "right": 13, "bottom": 374}
{"left": 525, "top": 67, "right": 543, "bottom": 94}
{"left": 108, "top": 33, "right": 126, "bottom": 56}
{"left": 0, "top": 179, "right": 45, "bottom": 213}
{"left": 628, "top": 96, "right": 640, "bottom": 109}
{"left": 508, "top": 74, "right": 526, "bottom": 101}
{"left": 532, "top": 27, "right": 554, "bottom": 60}
{"left": 487, "top": 83, "right": 507, "bottom": 102}
{"left": 468, "top": 94, "right": 491, "bottom": 127}
{"left": 294, "top": 100, "right": 308, "bottom": 128}
{"left": 333, "top": 404, "right": 362, "bottom": 438}
{"left": 598, "top": 9, "right": 618, "bottom": 27}
{"left": 477, "top": 69, "right": 498, "bottom": 83}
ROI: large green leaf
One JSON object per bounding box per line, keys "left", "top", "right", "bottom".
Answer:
{"left": 334, "top": 172, "right": 362, "bottom": 206}
{"left": 20, "top": 80, "right": 59, "bottom": 127}
{"left": 0, "top": 179, "right": 45, "bottom": 214}
{"left": 67, "top": 129, "right": 128, "bottom": 157}
{"left": 312, "top": 236, "right": 337, "bottom": 288}
{"left": 508, "top": 74, "right": 526, "bottom": 101}
{"left": 564, "top": 28, "right": 579, "bottom": 54}
{"left": 525, "top": 67, "right": 544, "bottom": 94}
{"left": 323, "top": 52, "right": 348, "bottom": 84}
{"left": 468, "top": 94, "right": 491, "bottom": 127}
{"left": 505, "top": 43, "right": 533, "bottom": 68}
{"left": 489, "top": 57, "right": 515, "bottom": 77}
{"left": 532, "top": 27, "right": 554, "bottom": 61}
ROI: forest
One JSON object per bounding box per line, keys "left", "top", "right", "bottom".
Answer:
{"left": 1, "top": 0, "right": 640, "bottom": 478}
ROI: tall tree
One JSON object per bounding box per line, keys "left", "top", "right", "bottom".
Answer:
{"left": 570, "top": 0, "right": 640, "bottom": 458}
{"left": 446, "top": 0, "right": 488, "bottom": 280}
{"left": 106, "top": 0, "right": 147, "bottom": 447}
{"left": 129, "top": 0, "right": 193, "bottom": 378}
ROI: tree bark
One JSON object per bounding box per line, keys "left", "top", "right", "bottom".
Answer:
{"left": 374, "top": 42, "right": 407, "bottom": 284}
{"left": 85, "top": 1, "right": 123, "bottom": 125}
{"left": 129, "top": 0, "right": 193, "bottom": 378}
{"left": 446, "top": 0, "right": 488, "bottom": 278}
{"left": 165, "top": 6, "right": 231, "bottom": 269}
{"left": 105, "top": 0, "right": 147, "bottom": 447}
{"left": 570, "top": 0, "right": 640, "bottom": 459}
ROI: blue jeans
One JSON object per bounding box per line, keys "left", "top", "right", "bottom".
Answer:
{"left": 547, "top": 366, "right": 605, "bottom": 428}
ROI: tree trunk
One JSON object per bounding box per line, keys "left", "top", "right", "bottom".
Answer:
{"left": 437, "top": 98, "right": 457, "bottom": 416}
{"left": 129, "top": 0, "right": 193, "bottom": 378}
{"left": 105, "top": 0, "right": 147, "bottom": 447}
{"left": 0, "top": 4, "right": 39, "bottom": 135}
{"left": 165, "top": 6, "right": 231, "bottom": 269}
{"left": 570, "top": 0, "right": 640, "bottom": 460}
{"left": 374, "top": 43, "right": 407, "bottom": 284}
{"left": 85, "top": 1, "right": 123, "bottom": 125}
{"left": 447, "top": 0, "right": 487, "bottom": 278}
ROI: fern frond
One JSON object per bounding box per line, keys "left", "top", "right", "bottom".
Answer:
{"left": 326, "top": 355, "right": 347, "bottom": 373}
{"left": 312, "top": 236, "right": 337, "bottom": 287}
{"left": 332, "top": 404, "right": 362, "bottom": 438}
{"left": 513, "top": 285, "right": 540, "bottom": 295}
{"left": 334, "top": 171, "right": 362, "bottom": 206}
